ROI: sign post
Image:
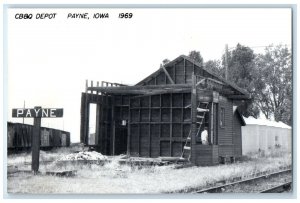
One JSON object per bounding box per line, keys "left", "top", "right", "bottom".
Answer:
{"left": 12, "top": 106, "right": 63, "bottom": 174}
{"left": 32, "top": 106, "right": 41, "bottom": 174}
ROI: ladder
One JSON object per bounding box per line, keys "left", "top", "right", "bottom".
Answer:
{"left": 180, "top": 102, "right": 210, "bottom": 161}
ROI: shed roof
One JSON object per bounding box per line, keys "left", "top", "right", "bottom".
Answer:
{"left": 243, "top": 116, "right": 291, "bottom": 129}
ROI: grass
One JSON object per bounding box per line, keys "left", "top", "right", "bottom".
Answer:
{"left": 7, "top": 149, "right": 292, "bottom": 194}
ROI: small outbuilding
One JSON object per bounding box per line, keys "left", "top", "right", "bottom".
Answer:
{"left": 241, "top": 117, "right": 292, "bottom": 155}
{"left": 80, "top": 55, "right": 250, "bottom": 166}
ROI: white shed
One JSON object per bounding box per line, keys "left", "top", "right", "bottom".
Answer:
{"left": 242, "top": 117, "right": 292, "bottom": 155}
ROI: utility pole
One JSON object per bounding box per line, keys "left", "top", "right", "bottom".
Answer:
{"left": 225, "top": 44, "right": 229, "bottom": 80}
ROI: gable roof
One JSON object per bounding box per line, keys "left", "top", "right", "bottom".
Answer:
{"left": 135, "top": 55, "right": 250, "bottom": 97}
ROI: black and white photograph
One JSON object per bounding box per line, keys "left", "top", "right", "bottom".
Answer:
{"left": 2, "top": 2, "right": 295, "bottom": 198}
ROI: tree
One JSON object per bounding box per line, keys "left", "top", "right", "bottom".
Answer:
{"left": 188, "top": 50, "right": 203, "bottom": 66}
{"left": 254, "top": 44, "right": 292, "bottom": 125}
{"left": 162, "top": 58, "right": 170, "bottom": 65}
{"left": 223, "top": 44, "right": 259, "bottom": 118}
{"left": 204, "top": 59, "right": 224, "bottom": 78}
{"left": 224, "top": 44, "right": 256, "bottom": 89}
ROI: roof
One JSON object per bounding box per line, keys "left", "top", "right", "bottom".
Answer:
{"left": 243, "top": 116, "right": 292, "bottom": 129}
{"left": 135, "top": 55, "right": 250, "bottom": 97}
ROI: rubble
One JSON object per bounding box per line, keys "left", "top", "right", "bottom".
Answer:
{"left": 57, "top": 151, "right": 108, "bottom": 161}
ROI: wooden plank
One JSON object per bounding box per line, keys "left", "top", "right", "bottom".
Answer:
{"left": 89, "top": 84, "right": 191, "bottom": 91}
{"left": 138, "top": 98, "right": 141, "bottom": 156}
{"left": 127, "top": 98, "right": 131, "bottom": 155}
{"left": 227, "top": 94, "right": 251, "bottom": 99}
{"left": 111, "top": 96, "right": 115, "bottom": 155}
{"left": 173, "top": 64, "right": 176, "bottom": 84}
{"left": 96, "top": 81, "right": 99, "bottom": 94}
{"left": 85, "top": 94, "right": 90, "bottom": 145}
{"left": 210, "top": 102, "right": 214, "bottom": 145}
{"left": 170, "top": 94, "right": 173, "bottom": 156}
{"left": 91, "top": 80, "right": 94, "bottom": 94}
{"left": 149, "top": 96, "right": 152, "bottom": 157}
{"left": 184, "top": 58, "right": 186, "bottom": 83}
{"left": 95, "top": 103, "right": 101, "bottom": 146}
{"left": 191, "top": 74, "right": 197, "bottom": 164}
{"left": 161, "top": 64, "right": 175, "bottom": 84}
{"left": 159, "top": 95, "right": 162, "bottom": 156}
{"left": 196, "top": 78, "right": 206, "bottom": 87}
{"left": 181, "top": 93, "right": 184, "bottom": 147}
{"left": 85, "top": 80, "right": 88, "bottom": 93}
{"left": 130, "top": 88, "right": 190, "bottom": 97}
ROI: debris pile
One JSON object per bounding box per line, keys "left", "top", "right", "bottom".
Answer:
{"left": 57, "top": 151, "right": 108, "bottom": 161}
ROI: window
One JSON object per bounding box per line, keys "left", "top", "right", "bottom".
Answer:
{"left": 220, "top": 107, "right": 225, "bottom": 127}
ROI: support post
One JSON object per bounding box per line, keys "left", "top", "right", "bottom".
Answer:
{"left": 111, "top": 96, "right": 115, "bottom": 155}
{"left": 190, "top": 74, "right": 197, "bottom": 164}
{"left": 95, "top": 103, "right": 101, "bottom": 146}
{"left": 210, "top": 102, "right": 214, "bottom": 144}
{"left": 32, "top": 106, "right": 41, "bottom": 174}
{"left": 127, "top": 98, "right": 131, "bottom": 156}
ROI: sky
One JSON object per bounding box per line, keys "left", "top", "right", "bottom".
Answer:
{"left": 6, "top": 8, "right": 292, "bottom": 143}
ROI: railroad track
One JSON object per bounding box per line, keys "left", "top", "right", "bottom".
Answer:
{"left": 260, "top": 182, "right": 292, "bottom": 193}
{"left": 194, "top": 169, "right": 292, "bottom": 193}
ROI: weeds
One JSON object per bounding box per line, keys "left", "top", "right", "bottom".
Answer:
{"left": 7, "top": 150, "right": 292, "bottom": 194}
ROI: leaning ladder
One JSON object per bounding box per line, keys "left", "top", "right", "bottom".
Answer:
{"left": 180, "top": 102, "right": 210, "bottom": 161}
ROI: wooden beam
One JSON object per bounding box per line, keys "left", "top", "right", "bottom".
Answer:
{"left": 196, "top": 78, "right": 206, "bottom": 87}
{"left": 149, "top": 96, "right": 152, "bottom": 157}
{"left": 96, "top": 81, "right": 99, "bottom": 94}
{"left": 170, "top": 94, "right": 173, "bottom": 156}
{"left": 111, "top": 96, "right": 115, "bottom": 155}
{"left": 127, "top": 98, "right": 131, "bottom": 155}
{"left": 85, "top": 80, "right": 88, "bottom": 93}
{"left": 190, "top": 74, "right": 197, "bottom": 164}
{"left": 184, "top": 59, "right": 186, "bottom": 83}
{"left": 138, "top": 100, "right": 141, "bottom": 156}
{"left": 91, "top": 80, "right": 94, "bottom": 94}
{"left": 227, "top": 94, "right": 251, "bottom": 99}
{"left": 95, "top": 103, "right": 101, "bottom": 146}
{"left": 161, "top": 64, "right": 175, "bottom": 84}
{"left": 88, "top": 83, "right": 191, "bottom": 91}
{"left": 210, "top": 102, "right": 214, "bottom": 144}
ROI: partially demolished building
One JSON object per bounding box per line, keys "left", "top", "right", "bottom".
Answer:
{"left": 80, "top": 55, "right": 248, "bottom": 165}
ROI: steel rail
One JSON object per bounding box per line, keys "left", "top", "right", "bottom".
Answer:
{"left": 260, "top": 182, "right": 292, "bottom": 193}
{"left": 195, "top": 169, "right": 291, "bottom": 193}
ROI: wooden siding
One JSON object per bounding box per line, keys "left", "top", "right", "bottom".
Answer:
{"left": 192, "top": 145, "right": 219, "bottom": 166}
{"left": 218, "top": 96, "right": 234, "bottom": 157}
{"left": 233, "top": 111, "right": 243, "bottom": 157}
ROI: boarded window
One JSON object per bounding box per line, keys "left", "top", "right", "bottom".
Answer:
{"left": 220, "top": 107, "right": 225, "bottom": 127}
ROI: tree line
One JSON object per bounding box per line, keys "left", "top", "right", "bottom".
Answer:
{"left": 165, "top": 44, "right": 292, "bottom": 126}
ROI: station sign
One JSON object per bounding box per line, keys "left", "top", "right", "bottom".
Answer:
{"left": 12, "top": 108, "right": 63, "bottom": 118}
